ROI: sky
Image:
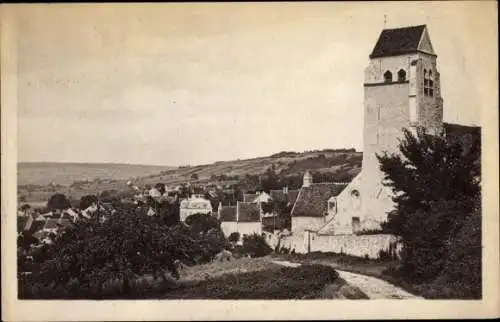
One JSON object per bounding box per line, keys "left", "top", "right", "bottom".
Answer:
{"left": 14, "top": 2, "right": 497, "bottom": 166}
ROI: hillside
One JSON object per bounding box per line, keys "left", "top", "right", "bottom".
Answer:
{"left": 17, "top": 149, "right": 362, "bottom": 204}
{"left": 17, "top": 162, "right": 173, "bottom": 186}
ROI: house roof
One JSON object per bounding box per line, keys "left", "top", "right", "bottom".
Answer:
{"left": 219, "top": 206, "right": 237, "bottom": 222}
{"left": 237, "top": 202, "right": 261, "bottom": 222}
{"left": 243, "top": 193, "right": 257, "bottom": 203}
{"left": 291, "top": 183, "right": 347, "bottom": 217}
{"left": 287, "top": 189, "right": 300, "bottom": 205}
{"left": 270, "top": 190, "right": 286, "bottom": 203}
{"left": 269, "top": 189, "right": 300, "bottom": 206}
{"left": 370, "top": 25, "right": 427, "bottom": 58}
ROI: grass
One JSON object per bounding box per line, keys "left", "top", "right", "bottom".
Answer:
{"left": 272, "top": 251, "right": 481, "bottom": 299}
{"left": 270, "top": 252, "right": 422, "bottom": 297}
{"left": 20, "top": 257, "right": 368, "bottom": 300}
{"left": 162, "top": 260, "right": 366, "bottom": 299}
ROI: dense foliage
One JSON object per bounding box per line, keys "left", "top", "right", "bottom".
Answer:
{"left": 47, "top": 193, "right": 71, "bottom": 211}
{"left": 376, "top": 126, "right": 481, "bottom": 296}
{"left": 241, "top": 233, "right": 273, "bottom": 258}
{"left": 19, "top": 208, "right": 230, "bottom": 299}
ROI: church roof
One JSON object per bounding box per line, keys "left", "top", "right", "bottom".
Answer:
{"left": 291, "top": 183, "right": 347, "bottom": 217}
{"left": 237, "top": 202, "right": 261, "bottom": 222}
{"left": 370, "top": 25, "right": 427, "bottom": 58}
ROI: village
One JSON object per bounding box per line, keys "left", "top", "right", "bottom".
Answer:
{"left": 15, "top": 22, "right": 482, "bottom": 301}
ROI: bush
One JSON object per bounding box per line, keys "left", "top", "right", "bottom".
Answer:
{"left": 241, "top": 233, "right": 272, "bottom": 258}
{"left": 228, "top": 232, "right": 240, "bottom": 243}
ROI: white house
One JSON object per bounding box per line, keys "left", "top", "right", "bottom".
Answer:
{"left": 179, "top": 195, "right": 213, "bottom": 222}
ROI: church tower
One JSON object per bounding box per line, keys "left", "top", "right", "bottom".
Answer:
{"left": 360, "top": 25, "right": 444, "bottom": 227}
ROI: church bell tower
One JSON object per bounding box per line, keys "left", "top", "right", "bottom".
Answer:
{"left": 360, "top": 25, "right": 444, "bottom": 227}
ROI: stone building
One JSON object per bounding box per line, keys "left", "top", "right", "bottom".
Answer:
{"left": 290, "top": 172, "right": 347, "bottom": 233}
{"left": 336, "top": 24, "right": 444, "bottom": 231}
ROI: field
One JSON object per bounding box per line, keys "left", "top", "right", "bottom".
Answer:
{"left": 18, "top": 162, "right": 173, "bottom": 186}
{"left": 20, "top": 257, "right": 368, "bottom": 300}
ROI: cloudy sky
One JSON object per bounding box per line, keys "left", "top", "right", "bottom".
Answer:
{"left": 14, "top": 2, "right": 497, "bottom": 166}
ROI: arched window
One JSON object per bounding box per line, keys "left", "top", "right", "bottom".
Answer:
{"left": 424, "top": 68, "right": 433, "bottom": 97}
{"left": 383, "top": 70, "right": 392, "bottom": 83}
{"left": 397, "top": 69, "right": 406, "bottom": 82}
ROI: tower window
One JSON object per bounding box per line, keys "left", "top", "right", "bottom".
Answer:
{"left": 383, "top": 71, "right": 392, "bottom": 83}
{"left": 424, "top": 69, "right": 433, "bottom": 97}
{"left": 397, "top": 69, "right": 406, "bottom": 82}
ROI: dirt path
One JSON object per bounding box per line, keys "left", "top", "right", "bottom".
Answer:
{"left": 270, "top": 260, "right": 422, "bottom": 299}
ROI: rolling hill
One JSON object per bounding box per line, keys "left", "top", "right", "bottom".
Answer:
{"left": 17, "top": 149, "right": 362, "bottom": 204}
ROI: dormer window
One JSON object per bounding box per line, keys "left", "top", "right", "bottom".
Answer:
{"left": 384, "top": 70, "right": 392, "bottom": 83}
{"left": 397, "top": 69, "right": 406, "bottom": 82}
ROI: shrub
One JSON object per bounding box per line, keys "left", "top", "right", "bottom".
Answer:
{"left": 228, "top": 232, "right": 240, "bottom": 243}
{"left": 241, "top": 233, "right": 272, "bottom": 258}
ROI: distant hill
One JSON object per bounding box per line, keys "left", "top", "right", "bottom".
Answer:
{"left": 17, "top": 149, "right": 362, "bottom": 204}
{"left": 17, "top": 162, "right": 173, "bottom": 186}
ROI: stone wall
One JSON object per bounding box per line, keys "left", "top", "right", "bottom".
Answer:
{"left": 279, "top": 233, "right": 402, "bottom": 260}
{"left": 220, "top": 221, "right": 261, "bottom": 238}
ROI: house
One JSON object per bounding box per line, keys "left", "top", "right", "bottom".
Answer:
{"left": 218, "top": 201, "right": 262, "bottom": 238}
{"left": 179, "top": 195, "right": 213, "bottom": 222}
{"left": 270, "top": 187, "right": 300, "bottom": 207}
{"left": 290, "top": 171, "right": 347, "bottom": 233}
{"left": 253, "top": 191, "right": 272, "bottom": 204}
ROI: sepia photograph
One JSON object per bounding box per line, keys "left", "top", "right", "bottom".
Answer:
{"left": 1, "top": 1, "right": 498, "bottom": 321}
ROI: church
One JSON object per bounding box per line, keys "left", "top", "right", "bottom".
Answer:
{"left": 291, "top": 24, "right": 466, "bottom": 237}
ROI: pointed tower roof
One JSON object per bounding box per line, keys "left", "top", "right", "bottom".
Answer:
{"left": 369, "top": 25, "right": 435, "bottom": 58}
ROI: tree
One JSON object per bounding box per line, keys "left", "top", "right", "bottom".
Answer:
{"left": 190, "top": 173, "right": 199, "bottom": 180}
{"left": 241, "top": 233, "right": 273, "bottom": 258}
{"left": 228, "top": 232, "right": 240, "bottom": 244}
{"left": 79, "top": 195, "right": 99, "bottom": 210}
{"left": 29, "top": 210, "right": 191, "bottom": 298}
{"left": 377, "top": 126, "right": 480, "bottom": 282}
{"left": 47, "top": 194, "right": 70, "bottom": 211}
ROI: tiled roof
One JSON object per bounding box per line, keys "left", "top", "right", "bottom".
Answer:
{"left": 287, "top": 189, "right": 300, "bottom": 205}
{"left": 219, "top": 206, "right": 237, "bottom": 222}
{"left": 269, "top": 189, "right": 300, "bottom": 206}
{"left": 370, "top": 25, "right": 426, "bottom": 58}
{"left": 243, "top": 193, "right": 257, "bottom": 203}
{"left": 270, "top": 190, "right": 286, "bottom": 203}
{"left": 291, "top": 183, "right": 347, "bottom": 217}
{"left": 237, "top": 202, "right": 261, "bottom": 222}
